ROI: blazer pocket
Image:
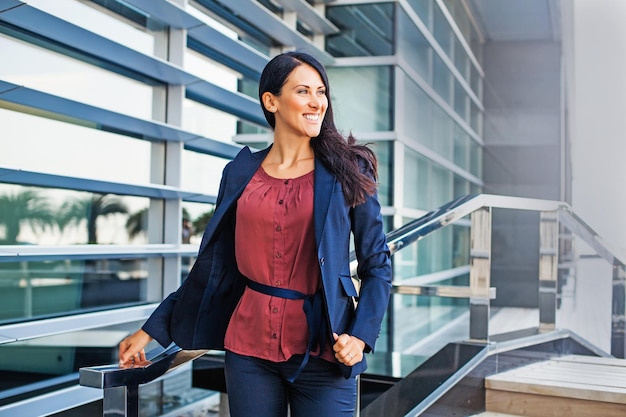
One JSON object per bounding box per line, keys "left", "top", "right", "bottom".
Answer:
{"left": 339, "top": 275, "right": 359, "bottom": 298}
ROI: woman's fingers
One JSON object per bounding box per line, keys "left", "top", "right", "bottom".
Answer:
{"left": 332, "top": 333, "right": 365, "bottom": 366}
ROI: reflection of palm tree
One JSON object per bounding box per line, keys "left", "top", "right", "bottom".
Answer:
{"left": 192, "top": 208, "right": 214, "bottom": 236}
{"left": 61, "top": 194, "right": 128, "bottom": 244}
{"left": 0, "top": 190, "right": 55, "bottom": 244}
{"left": 126, "top": 208, "right": 148, "bottom": 241}
{"left": 126, "top": 207, "right": 196, "bottom": 242}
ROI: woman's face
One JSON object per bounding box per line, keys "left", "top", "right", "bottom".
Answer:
{"left": 266, "top": 63, "right": 328, "bottom": 141}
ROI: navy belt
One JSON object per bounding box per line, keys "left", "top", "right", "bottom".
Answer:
{"left": 246, "top": 279, "right": 326, "bottom": 382}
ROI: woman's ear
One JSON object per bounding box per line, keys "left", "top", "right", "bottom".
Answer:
{"left": 262, "top": 92, "right": 277, "bottom": 113}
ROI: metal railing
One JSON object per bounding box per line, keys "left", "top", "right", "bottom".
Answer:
{"left": 79, "top": 193, "right": 626, "bottom": 416}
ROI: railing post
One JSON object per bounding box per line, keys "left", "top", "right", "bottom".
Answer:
{"left": 103, "top": 385, "right": 139, "bottom": 417}
{"left": 469, "top": 207, "right": 492, "bottom": 342}
{"left": 538, "top": 211, "right": 558, "bottom": 332}
{"left": 612, "top": 262, "right": 626, "bottom": 358}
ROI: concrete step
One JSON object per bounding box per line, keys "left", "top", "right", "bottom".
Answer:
{"left": 485, "top": 354, "right": 626, "bottom": 417}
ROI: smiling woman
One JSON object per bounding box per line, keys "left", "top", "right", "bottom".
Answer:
{"left": 118, "top": 51, "right": 392, "bottom": 417}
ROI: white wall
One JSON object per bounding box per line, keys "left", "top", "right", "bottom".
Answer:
{"left": 565, "top": 0, "right": 626, "bottom": 257}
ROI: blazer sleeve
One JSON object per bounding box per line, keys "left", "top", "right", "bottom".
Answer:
{"left": 349, "top": 187, "right": 392, "bottom": 352}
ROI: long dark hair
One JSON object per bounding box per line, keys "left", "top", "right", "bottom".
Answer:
{"left": 258, "top": 51, "right": 378, "bottom": 207}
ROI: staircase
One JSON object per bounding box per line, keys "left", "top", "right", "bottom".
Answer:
{"left": 482, "top": 354, "right": 626, "bottom": 417}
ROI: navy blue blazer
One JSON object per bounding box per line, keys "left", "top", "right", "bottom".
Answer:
{"left": 143, "top": 145, "right": 392, "bottom": 378}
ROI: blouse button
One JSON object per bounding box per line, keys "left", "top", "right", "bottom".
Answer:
{"left": 272, "top": 307, "right": 279, "bottom": 313}
{"left": 278, "top": 199, "right": 284, "bottom": 205}
{"left": 284, "top": 180, "right": 289, "bottom": 184}
{"left": 276, "top": 252, "right": 282, "bottom": 258}
{"left": 272, "top": 333, "right": 277, "bottom": 339}
{"left": 275, "top": 280, "right": 281, "bottom": 286}
{"left": 275, "top": 225, "right": 281, "bottom": 232}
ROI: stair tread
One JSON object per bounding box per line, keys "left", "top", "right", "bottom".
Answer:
{"left": 471, "top": 413, "right": 521, "bottom": 416}
{"left": 485, "top": 354, "right": 626, "bottom": 404}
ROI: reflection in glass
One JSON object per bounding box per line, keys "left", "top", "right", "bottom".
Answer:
{"left": 407, "top": 0, "right": 432, "bottom": 31}
{"left": 0, "top": 258, "right": 153, "bottom": 324}
{"left": 433, "top": 4, "right": 452, "bottom": 57}
{"left": 0, "top": 185, "right": 150, "bottom": 246}
{"left": 392, "top": 292, "right": 469, "bottom": 352}
{"left": 433, "top": 54, "right": 452, "bottom": 105}
{"left": 398, "top": 7, "right": 431, "bottom": 84}
{"left": 326, "top": 4, "right": 394, "bottom": 57}
{"left": 327, "top": 66, "right": 392, "bottom": 132}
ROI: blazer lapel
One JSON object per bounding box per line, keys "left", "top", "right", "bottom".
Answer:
{"left": 313, "top": 158, "right": 336, "bottom": 249}
{"left": 198, "top": 146, "right": 269, "bottom": 254}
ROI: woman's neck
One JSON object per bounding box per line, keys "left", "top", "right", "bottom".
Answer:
{"left": 262, "top": 138, "right": 315, "bottom": 179}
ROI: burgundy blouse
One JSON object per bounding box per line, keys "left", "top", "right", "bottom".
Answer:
{"left": 224, "top": 166, "right": 334, "bottom": 363}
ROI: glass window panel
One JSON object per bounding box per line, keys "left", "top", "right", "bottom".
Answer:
{"left": 453, "top": 124, "right": 469, "bottom": 170}
{"left": 453, "top": 174, "right": 468, "bottom": 199}
{"left": 403, "top": 148, "right": 420, "bottom": 210}
{"left": 471, "top": 65, "right": 482, "bottom": 100}
{"left": 469, "top": 139, "right": 482, "bottom": 178}
{"left": 0, "top": 321, "right": 155, "bottom": 399}
{"left": 326, "top": 66, "right": 392, "bottom": 132}
{"left": 239, "top": 76, "right": 261, "bottom": 101}
{"left": 433, "top": 54, "right": 452, "bottom": 105}
{"left": 431, "top": 163, "right": 451, "bottom": 208}
{"left": 185, "top": 49, "right": 240, "bottom": 90}
{"left": 417, "top": 154, "right": 430, "bottom": 210}
{"left": 454, "top": 80, "right": 468, "bottom": 122}
{"left": 454, "top": 37, "right": 469, "bottom": 81}
{"left": 470, "top": 182, "right": 482, "bottom": 195}
{"left": 0, "top": 257, "right": 153, "bottom": 323}
{"left": 371, "top": 141, "right": 393, "bottom": 206}
{"left": 403, "top": 148, "right": 430, "bottom": 211}
{"left": 181, "top": 201, "right": 216, "bottom": 246}
{"left": 0, "top": 108, "right": 151, "bottom": 184}
{"left": 433, "top": 5, "right": 452, "bottom": 58}
{"left": 0, "top": 34, "right": 156, "bottom": 120}
{"left": 432, "top": 105, "right": 453, "bottom": 160}
{"left": 181, "top": 150, "right": 230, "bottom": 197}
{"left": 182, "top": 98, "right": 238, "bottom": 143}
{"left": 471, "top": 101, "right": 483, "bottom": 135}
{"left": 404, "top": 75, "right": 433, "bottom": 148}
{"left": 407, "top": 0, "right": 432, "bottom": 31}
{"left": 0, "top": 184, "right": 151, "bottom": 246}
{"left": 326, "top": 4, "right": 394, "bottom": 57}
{"left": 391, "top": 292, "right": 469, "bottom": 352}
{"left": 26, "top": 0, "right": 157, "bottom": 55}
{"left": 398, "top": 8, "right": 431, "bottom": 84}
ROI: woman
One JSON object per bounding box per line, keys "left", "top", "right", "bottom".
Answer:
{"left": 119, "top": 51, "right": 392, "bottom": 417}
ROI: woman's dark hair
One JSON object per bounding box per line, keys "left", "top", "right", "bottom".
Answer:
{"left": 259, "top": 51, "right": 378, "bottom": 207}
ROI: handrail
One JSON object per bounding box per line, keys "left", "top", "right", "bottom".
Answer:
{"left": 351, "top": 193, "right": 624, "bottom": 275}
{"left": 78, "top": 193, "right": 626, "bottom": 416}
{"left": 79, "top": 344, "right": 207, "bottom": 417}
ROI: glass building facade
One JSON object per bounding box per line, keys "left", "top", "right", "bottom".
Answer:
{"left": 0, "top": 0, "right": 568, "bottom": 415}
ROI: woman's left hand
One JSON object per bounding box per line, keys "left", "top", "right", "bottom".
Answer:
{"left": 332, "top": 333, "right": 365, "bottom": 366}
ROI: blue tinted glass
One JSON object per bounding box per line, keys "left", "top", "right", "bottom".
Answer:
{"left": 326, "top": 4, "right": 394, "bottom": 57}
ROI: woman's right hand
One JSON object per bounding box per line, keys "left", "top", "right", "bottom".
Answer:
{"left": 118, "top": 329, "right": 153, "bottom": 368}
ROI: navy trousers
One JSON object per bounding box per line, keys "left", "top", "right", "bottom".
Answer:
{"left": 224, "top": 351, "right": 357, "bottom": 417}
